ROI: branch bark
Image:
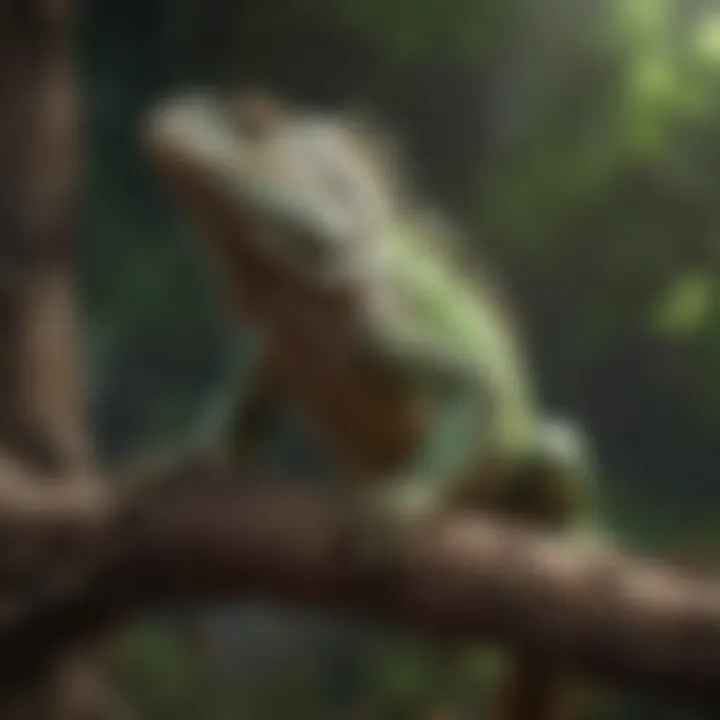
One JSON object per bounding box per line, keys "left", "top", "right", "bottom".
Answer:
{"left": 0, "top": 456, "right": 718, "bottom": 712}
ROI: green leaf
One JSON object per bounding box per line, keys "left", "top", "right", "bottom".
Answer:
{"left": 650, "top": 272, "right": 713, "bottom": 337}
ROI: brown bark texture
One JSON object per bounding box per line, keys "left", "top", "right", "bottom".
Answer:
{"left": 0, "top": 458, "right": 719, "bottom": 713}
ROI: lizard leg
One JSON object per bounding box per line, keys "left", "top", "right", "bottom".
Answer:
{"left": 195, "top": 332, "right": 280, "bottom": 467}
{"left": 500, "top": 417, "right": 599, "bottom": 530}
{"left": 348, "top": 302, "right": 501, "bottom": 566}
{"left": 355, "top": 375, "right": 496, "bottom": 567}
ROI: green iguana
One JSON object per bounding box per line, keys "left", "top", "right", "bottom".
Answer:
{"left": 143, "top": 89, "right": 601, "bottom": 719}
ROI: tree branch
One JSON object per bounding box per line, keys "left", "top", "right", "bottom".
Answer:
{"left": 0, "top": 454, "right": 718, "bottom": 711}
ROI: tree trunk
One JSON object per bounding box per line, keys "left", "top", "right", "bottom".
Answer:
{"left": 0, "top": 1, "right": 122, "bottom": 717}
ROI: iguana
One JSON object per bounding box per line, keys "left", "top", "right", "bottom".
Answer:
{"left": 143, "top": 89, "right": 600, "bottom": 719}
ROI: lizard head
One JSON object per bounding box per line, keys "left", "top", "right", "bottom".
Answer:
{"left": 144, "top": 88, "right": 402, "bottom": 289}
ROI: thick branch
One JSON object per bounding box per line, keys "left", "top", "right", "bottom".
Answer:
{"left": 0, "top": 456, "right": 718, "bottom": 711}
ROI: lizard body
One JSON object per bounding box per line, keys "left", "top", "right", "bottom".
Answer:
{"left": 144, "top": 89, "right": 599, "bottom": 719}
{"left": 144, "top": 91, "right": 591, "bottom": 526}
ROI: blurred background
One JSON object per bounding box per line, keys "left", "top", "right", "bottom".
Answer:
{"left": 78, "top": 0, "right": 720, "bottom": 716}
